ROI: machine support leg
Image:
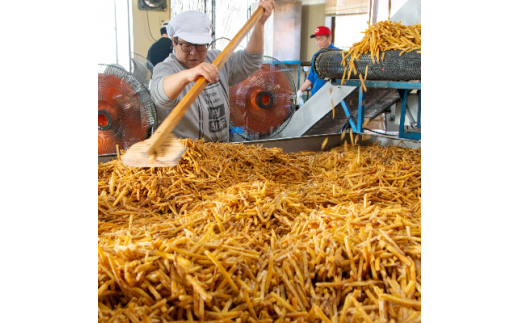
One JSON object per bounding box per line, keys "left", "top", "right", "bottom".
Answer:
{"left": 341, "top": 100, "right": 358, "bottom": 131}
{"left": 358, "top": 88, "right": 366, "bottom": 133}
{"left": 297, "top": 62, "right": 301, "bottom": 89}
{"left": 398, "top": 89, "right": 408, "bottom": 139}
{"left": 417, "top": 90, "right": 421, "bottom": 129}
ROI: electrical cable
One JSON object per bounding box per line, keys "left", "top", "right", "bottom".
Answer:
{"left": 340, "top": 123, "right": 397, "bottom": 137}
{"left": 211, "top": 37, "right": 245, "bottom": 49}
{"left": 364, "top": 128, "right": 398, "bottom": 137}
{"left": 214, "top": 37, "right": 232, "bottom": 42}
{"left": 145, "top": 7, "right": 158, "bottom": 42}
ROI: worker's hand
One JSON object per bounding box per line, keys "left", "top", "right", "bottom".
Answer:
{"left": 185, "top": 62, "right": 219, "bottom": 84}
{"left": 297, "top": 90, "right": 305, "bottom": 106}
{"left": 257, "top": 0, "right": 275, "bottom": 25}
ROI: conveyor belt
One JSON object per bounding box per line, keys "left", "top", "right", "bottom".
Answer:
{"left": 312, "top": 48, "right": 421, "bottom": 81}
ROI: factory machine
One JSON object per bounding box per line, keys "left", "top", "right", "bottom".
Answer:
{"left": 274, "top": 0, "right": 421, "bottom": 143}
{"left": 98, "top": 0, "right": 421, "bottom": 163}
{"left": 277, "top": 46, "right": 421, "bottom": 142}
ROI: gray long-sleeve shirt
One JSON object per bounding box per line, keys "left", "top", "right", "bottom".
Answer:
{"left": 149, "top": 49, "right": 263, "bottom": 142}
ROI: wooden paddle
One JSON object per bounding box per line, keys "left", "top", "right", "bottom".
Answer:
{"left": 122, "top": 7, "right": 265, "bottom": 167}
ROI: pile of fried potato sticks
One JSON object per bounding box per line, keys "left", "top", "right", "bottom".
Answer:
{"left": 341, "top": 20, "right": 421, "bottom": 86}
{"left": 98, "top": 139, "right": 421, "bottom": 323}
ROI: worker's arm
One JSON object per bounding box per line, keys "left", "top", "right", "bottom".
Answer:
{"left": 299, "top": 79, "right": 313, "bottom": 93}
{"left": 246, "top": 0, "right": 275, "bottom": 54}
{"left": 161, "top": 63, "right": 219, "bottom": 100}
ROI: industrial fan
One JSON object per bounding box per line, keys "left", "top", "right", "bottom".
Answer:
{"left": 229, "top": 56, "right": 297, "bottom": 140}
{"left": 138, "top": 0, "right": 167, "bottom": 11}
{"left": 129, "top": 52, "right": 154, "bottom": 88}
{"left": 98, "top": 64, "right": 158, "bottom": 155}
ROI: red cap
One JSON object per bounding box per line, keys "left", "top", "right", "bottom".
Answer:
{"left": 310, "top": 26, "right": 331, "bottom": 38}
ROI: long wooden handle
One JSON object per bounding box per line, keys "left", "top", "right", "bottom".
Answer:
{"left": 143, "top": 7, "right": 265, "bottom": 156}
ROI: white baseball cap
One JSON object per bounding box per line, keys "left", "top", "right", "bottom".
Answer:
{"left": 167, "top": 11, "right": 213, "bottom": 44}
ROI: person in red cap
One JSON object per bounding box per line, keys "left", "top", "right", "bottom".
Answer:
{"left": 297, "top": 26, "right": 339, "bottom": 103}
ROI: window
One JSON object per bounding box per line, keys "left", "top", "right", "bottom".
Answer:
{"left": 169, "top": 0, "right": 248, "bottom": 51}
{"left": 205, "top": 0, "right": 248, "bottom": 51}
{"left": 333, "top": 14, "right": 370, "bottom": 50}
{"left": 326, "top": 0, "right": 369, "bottom": 16}
{"left": 98, "top": 0, "right": 133, "bottom": 71}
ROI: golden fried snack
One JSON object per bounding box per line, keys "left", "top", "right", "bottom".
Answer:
{"left": 98, "top": 139, "right": 421, "bottom": 323}
{"left": 341, "top": 21, "right": 421, "bottom": 81}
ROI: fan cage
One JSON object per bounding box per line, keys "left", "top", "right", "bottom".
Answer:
{"left": 129, "top": 52, "right": 155, "bottom": 88}
{"left": 98, "top": 64, "right": 158, "bottom": 155}
{"left": 229, "top": 56, "right": 297, "bottom": 141}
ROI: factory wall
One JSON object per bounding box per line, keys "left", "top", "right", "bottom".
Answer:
{"left": 135, "top": 2, "right": 325, "bottom": 95}
{"left": 130, "top": 0, "right": 308, "bottom": 90}
{"left": 129, "top": 0, "right": 406, "bottom": 65}
{"left": 300, "top": 3, "right": 326, "bottom": 63}
{"left": 288, "top": 2, "right": 326, "bottom": 89}
{"left": 132, "top": 0, "right": 171, "bottom": 59}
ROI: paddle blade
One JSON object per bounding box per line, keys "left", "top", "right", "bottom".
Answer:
{"left": 121, "top": 134, "right": 186, "bottom": 167}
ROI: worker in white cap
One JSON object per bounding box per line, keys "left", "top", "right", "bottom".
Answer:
{"left": 149, "top": 0, "right": 276, "bottom": 143}
{"left": 147, "top": 20, "right": 173, "bottom": 66}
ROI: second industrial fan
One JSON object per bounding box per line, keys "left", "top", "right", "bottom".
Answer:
{"left": 229, "top": 56, "right": 298, "bottom": 141}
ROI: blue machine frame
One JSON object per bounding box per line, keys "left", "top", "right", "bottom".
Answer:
{"left": 332, "top": 80, "right": 421, "bottom": 140}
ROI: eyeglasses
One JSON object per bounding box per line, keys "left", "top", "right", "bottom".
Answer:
{"left": 176, "top": 41, "right": 209, "bottom": 53}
